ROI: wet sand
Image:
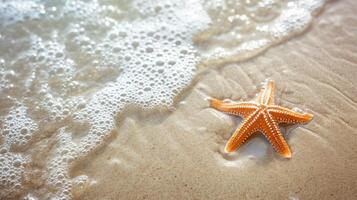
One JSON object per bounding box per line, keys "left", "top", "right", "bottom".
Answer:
{"left": 77, "top": 1, "right": 357, "bottom": 199}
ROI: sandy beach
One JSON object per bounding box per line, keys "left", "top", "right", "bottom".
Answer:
{"left": 0, "top": 0, "right": 356, "bottom": 199}
{"left": 75, "top": 0, "right": 357, "bottom": 199}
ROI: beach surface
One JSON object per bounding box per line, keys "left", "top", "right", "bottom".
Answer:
{"left": 77, "top": 0, "right": 357, "bottom": 199}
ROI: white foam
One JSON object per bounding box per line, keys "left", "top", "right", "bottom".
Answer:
{"left": 0, "top": 106, "right": 34, "bottom": 198}
{"left": 1, "top": 106, "right": 38, "bottom": 150}
{"left": 195, "top": 0, "right": 325, "bottom": 65}
{"left": 0, "top": 0, "right": 45, "bottom": 27}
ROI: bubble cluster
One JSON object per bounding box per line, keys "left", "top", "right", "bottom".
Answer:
{"left": 259, "top": 6, "right": 312, "bottom": 40}
{"left": 25, "top": 37, "right": 78, "bottom": 95}
{"left": 1, "top": 106, "right": 38, "bottom": 149}
{"left": 0, "top": 150, "right": 29, "bottom": 199}
{"left": 0, "top": 61, "right": 11, "bottom": 93}
{"left": 0, "top": 0, "right": 45, "bottom": 27}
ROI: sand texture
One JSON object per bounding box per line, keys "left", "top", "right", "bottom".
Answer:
{"left": 76, "top": 1, "right": 357, "bottom": 200}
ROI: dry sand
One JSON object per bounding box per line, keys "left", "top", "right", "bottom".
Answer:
{"left": 76, "top": 1, "right": 357, "bottom": 199}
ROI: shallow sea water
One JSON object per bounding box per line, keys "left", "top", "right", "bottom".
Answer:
{"left": 1, "top": 0, "right": 357, "bottom": 199}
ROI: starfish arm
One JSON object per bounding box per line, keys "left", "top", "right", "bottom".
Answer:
{"left": 268, "top": 106, "right": 313, "bottom": 124}
{"left": 257, "top": 80, "right": 275, "bottom": 105}
{"left": 209, "top": 98, "right": 258, "bottom": 118}
{"left": 225, "top": 110, "right": 261, "bottom": 153}
{"left": 260, "top": 111, "right": 292, "bottom": 158}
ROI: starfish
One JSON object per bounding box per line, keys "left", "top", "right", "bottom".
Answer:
{"left": 209, "top": 80, "right": 313, "bottom": 158}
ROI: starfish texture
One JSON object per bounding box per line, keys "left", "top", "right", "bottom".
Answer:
{"left": 209, "top": 80, "right": 313, "bottom": 158}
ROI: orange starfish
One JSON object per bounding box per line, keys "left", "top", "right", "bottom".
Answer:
{"left": 209, "top": 80, "right": 313, "bottom": 158}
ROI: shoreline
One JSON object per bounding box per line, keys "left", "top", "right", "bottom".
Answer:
{"left": 78, "top": 0, "right": 357, "bottom": 199}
